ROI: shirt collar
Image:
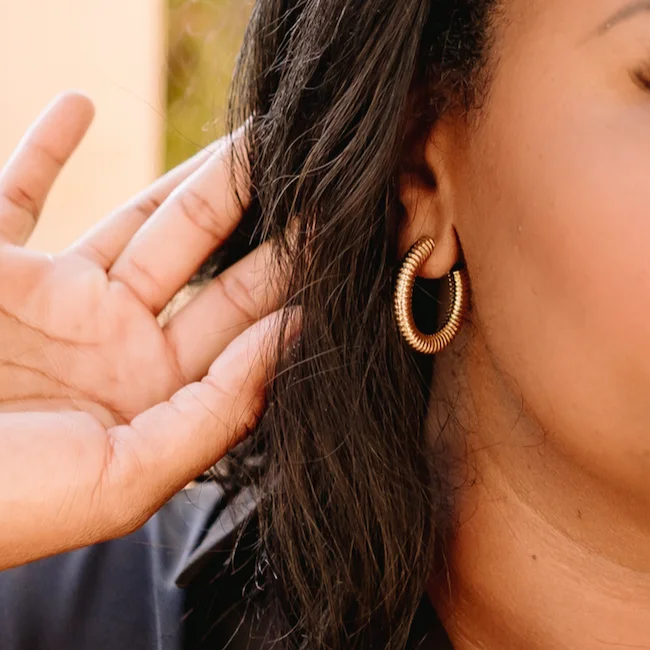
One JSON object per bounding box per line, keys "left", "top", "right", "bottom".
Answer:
{"left": 173, "top": 482, "right": 260, "bottom": 588}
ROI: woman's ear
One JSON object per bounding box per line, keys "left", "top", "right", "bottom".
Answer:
{"left": 397, "top": 116, "right": 461, "bottom": 280}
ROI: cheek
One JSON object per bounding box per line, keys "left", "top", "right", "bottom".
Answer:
{"left": 459, "top": 71, "right": 650, "bottom": 496}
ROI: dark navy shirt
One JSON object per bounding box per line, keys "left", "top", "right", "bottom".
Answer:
{"left": 0, "top": 483, "right": 450, "bottom": 649}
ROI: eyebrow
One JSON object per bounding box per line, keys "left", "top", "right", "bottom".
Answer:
{"left": 596, "top": 1, "right": 650, "bottom": 35}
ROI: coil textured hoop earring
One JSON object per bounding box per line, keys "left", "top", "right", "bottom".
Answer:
{"left": 393, "top": 236, "right": 469, "bottom": 355}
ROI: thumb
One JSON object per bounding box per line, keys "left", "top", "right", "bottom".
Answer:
{"left": 103, "top": 306, "right": 301, "bottom": 531}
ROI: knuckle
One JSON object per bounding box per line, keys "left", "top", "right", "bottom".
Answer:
{"left": 131, "top": 195, "right": 162, "bottom": 222}
{"left": 177, "top": 187, "right": 229, "bottom": 242}
{"left": 200, "top": 375, "right": 261, "bottom": 446}
{"left": 214, "top": 272, "right": 258, "bottom": 322}
{"left": 201, "top": 372, "right": 237, "bottom": 402}
{"left": 112, "top": 256, "right": 165, "bottom": 305}
{"left": 81, "top": 239, "right": 113, "bottom": 268}
{"left": 0, "top": 185, "right": 39, "bottom": 223}
{"left": 31, "top": 139, "right": 67, "bottom": 169}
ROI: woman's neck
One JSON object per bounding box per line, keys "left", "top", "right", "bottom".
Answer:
{"left": 429, "top": 457, "right": 650, "bottom": 650}
{"left": 426, "top": 337, "right": 650, "bottom": 650}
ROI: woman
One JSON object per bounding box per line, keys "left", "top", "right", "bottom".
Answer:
{"left": 1, "top": 0, "right": 649, "bottom": 648}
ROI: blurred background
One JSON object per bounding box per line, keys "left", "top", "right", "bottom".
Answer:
{"left": 0, "top": 0, "right": 250, "bottom": 251}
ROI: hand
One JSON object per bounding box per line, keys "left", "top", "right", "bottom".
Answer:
{"left": 0, "top": 93, "right": 280, "bottom": 423}
{"left": 0, "top": 93, "right": 297, "bottom": 569}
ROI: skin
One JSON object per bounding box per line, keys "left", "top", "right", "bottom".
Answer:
{"left": 0, "top": 93, "right": 296, "bottom": 569}
{"left": 399, "top": 1, "right": 650, "bottom": 647}
{"left": 8, "top": 2, "right": 650, "bottom": 644}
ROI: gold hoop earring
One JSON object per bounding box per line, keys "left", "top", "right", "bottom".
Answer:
{"left": 393, "top": 236, "right": 469, "bottom": 355}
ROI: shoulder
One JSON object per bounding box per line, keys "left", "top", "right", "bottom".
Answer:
{"left": 0, "top": 482, "right": 238, "bottom": 650}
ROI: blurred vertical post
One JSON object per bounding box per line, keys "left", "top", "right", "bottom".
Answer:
{"left": 0, "top": 0, "right": 166, "bottom": 252}
{"left": 165, "top": 0, "right": 250, "bottom": 170}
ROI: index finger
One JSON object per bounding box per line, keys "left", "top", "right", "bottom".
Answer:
{"left": 68, "top": 141, "right": 218, "bottom": 267}
{"left": 0, "top": 92, "right": 94, "bottom": 245}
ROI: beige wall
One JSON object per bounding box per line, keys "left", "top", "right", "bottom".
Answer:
{"left": 0, "top": 1, "right": 165, "bottom": 252}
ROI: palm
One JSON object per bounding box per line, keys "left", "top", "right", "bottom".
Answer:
{"left": 0, "top": 92, "right": 277, "bottom": 424}
{"left": 0, "top": 251, "right": 179, "bottom": 424}
{"left": 0, "top": 92, "right": 295, "bottom": 570}
{"left": 0, "top": 245, "right": 286, "bottom": 569}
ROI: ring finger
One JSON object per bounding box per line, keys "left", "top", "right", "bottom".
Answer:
{"left": 162, "top": 240, "right": 287, "bottom": 382}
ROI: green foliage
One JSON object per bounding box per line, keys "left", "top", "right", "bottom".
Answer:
{"left": 165, "top": 0, "right": 250, "bottom": 170}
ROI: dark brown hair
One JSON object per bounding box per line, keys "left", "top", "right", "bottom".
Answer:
{"left": 199, "top": 1, "right": 497, "bottom": 648}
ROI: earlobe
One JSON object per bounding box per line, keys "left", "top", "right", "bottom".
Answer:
{"left": 397, "top": 122, "right": 461, "bottom": 280}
